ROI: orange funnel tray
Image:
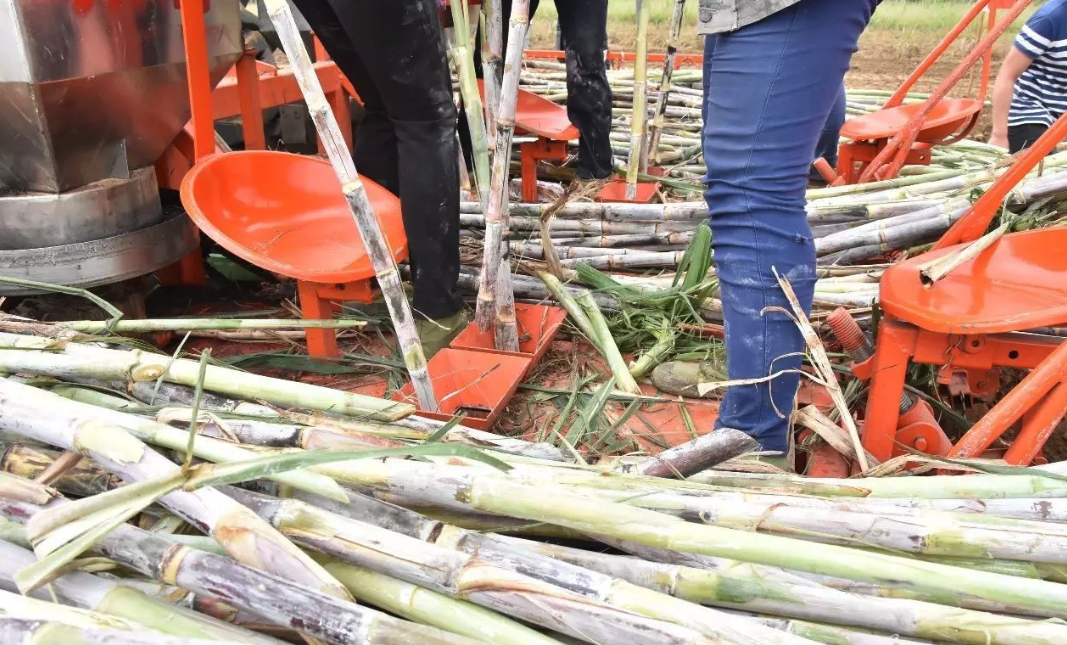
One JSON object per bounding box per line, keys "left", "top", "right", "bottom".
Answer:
{"left": 180, "top": 151, "right": 407, "bottom": 284}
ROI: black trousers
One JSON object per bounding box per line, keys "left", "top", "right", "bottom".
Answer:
{"left": 291, "top": 0, "right": 464, "bottom": 320}
{"left": 1009, "top": 123, "right": 1049, "bottom": 155}
{"left": 463, "top": 0, "right": 614, "bottom": 180}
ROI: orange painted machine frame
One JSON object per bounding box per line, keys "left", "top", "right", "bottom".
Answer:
{"left": 833, "top": 0, "right": 1029, "bottom": 185}
{"left": 860, "top": 108, "right": 1067, "bottom": 466}
{"left": 168, "top": 0, "right": 371, "bottom": 357}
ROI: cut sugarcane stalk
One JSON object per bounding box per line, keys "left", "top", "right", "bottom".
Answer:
{"left": 0, "top": 380, "right": 350, "bottom": 603}
{"left": 505, "top": 536, "right": 1067, "bottom": 645}
{"left": 626, "top": 0, "right": 653, "bottom": 197}
{"left": 449, "top": 0, "right": 491, "bottom": 208}
{"left": 0, "top": 618, "right": 243, "bottom": 645}
{"left": 316, "top": 557, "right": 566, "bottom": 645}
{"left": 0, "top": 499, "right": 481, "bottom": 645}
{"left": 0, "top": 541, "right": 283, "bottom": 645}
{"left": 228, "top": 488, "right": 730, "bottom": 645}
{"left": 261, "top": 0, "right": 438, "bottom": 411}
{"left": 474, "top": 0, "right": 529, "bottom": 337}
{"left": 482, "top": 0, "right": 504, "bottom": 145}
{"left": 648, "top": 0, "right": 686, "bottom": 163}
{"left": 0, "top": 333, "right": 410, "bottom": 421}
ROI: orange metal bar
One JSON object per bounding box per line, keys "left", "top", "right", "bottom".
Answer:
{"left": 236, "top": 48, "right": 267, "bottom": 150}
{"left": 1004, "top": 380, "right": 1067, "bottom": 464}
{"left": 179, "top": 0, "right": 215, "bottom": 161}
{"left": 859, "top": 0, "right": 1033, "bottom": 183}
{"left": 883, "top": 0, "right": 992, "bottom": 108}
{"left": 949, "top": 337, "right": 1067, "bottom": 458}
{"left": 212, "top": 62, "right": 344, "bottom": 120}
{"left": 861, "top": 320, "right": 918, "bottom": 462}
{"left": 935, "top": 109, "right": 1067, "bottom": 248}
{"left": 524, "top": 49, "right": 704, "bottom": 68}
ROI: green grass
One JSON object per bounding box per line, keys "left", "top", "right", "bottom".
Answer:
{"left": 528, "top": 0, "right": 1041, "bottom": 52}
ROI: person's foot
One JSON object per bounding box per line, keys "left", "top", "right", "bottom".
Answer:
{"left": 651, "top": 360, "right": 728, "bottom": 398}
{"left": 416, "top": 310, "right": 469, "bottom": 359}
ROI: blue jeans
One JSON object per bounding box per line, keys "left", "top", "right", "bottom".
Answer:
{"left": 702, "top": 0, "right": 878, "bottom": 452}
{"left": 813, "top": 85, "right": 847, "bottom": 177}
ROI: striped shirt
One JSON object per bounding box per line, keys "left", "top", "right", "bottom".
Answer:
{"left": 1010, "top": 0, "right": 1067, "bottom": 128}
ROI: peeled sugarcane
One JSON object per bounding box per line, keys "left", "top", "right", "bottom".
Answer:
{"left": 303, "top": 458, "right": 1067, "bottom": 617}
{"left": 229, "top": 488, "right": 731, "bottom": 645}
{"left": 0, "top": 618, "right": 237, "bottom": 645}
{"left": 262, "top": 0, "right": 438, "bottom": 411}
{"left": 0, "top": 380, "right": 351, "bottom": 604}
{"left": 647, "top": 0, "right": 687, "bottom": 163}
{"left": 505, "top": 536, "right": 1067, "bottom": 645}
{"left": 0, "top": 499, "right": 480, "bottom": 645}
{"left": 0, "top": 541, "right": 283, "bottom": 645}
{"left": 0, "top": 332, "right": 409, "bottom": 420}
{"left": 627, "top": 429, "right": 759, "bottom": 478}
{"left": 473, "top": 0, "right": 529, "bottom": 348}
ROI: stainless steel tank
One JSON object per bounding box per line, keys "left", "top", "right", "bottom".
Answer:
{"left": 0, "top": 0, "right": 243, "bottom": 294}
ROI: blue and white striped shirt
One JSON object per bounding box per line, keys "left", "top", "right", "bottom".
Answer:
{"left": 1010, "top": 0, "right": 1067, "bottom": 128}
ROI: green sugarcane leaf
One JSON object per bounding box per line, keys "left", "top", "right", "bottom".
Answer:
{"left": 16, "top": 474, "right": 183, "bottom": 593}
{"left": 425, "top": 414, "right": 467, "bottom": 444}
{"left": 184, "top": 443, "right": 512, "bottom": 491}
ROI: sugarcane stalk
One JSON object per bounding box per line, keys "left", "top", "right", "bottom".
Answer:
{"left": 648, "top": 0, "right": 686, "bottom": 163}
{"left": 295, "top": 488, "right": 817, "bottom": 645}
{"left": 60, "top": 319, "right": 367, "bottom": 334}
{"left": 0, "top": 499, "right": 480, "bottom": 645}
{"left": 450, "top": 0, "right": 491, "bottom": 208}
{"left": 1, "top": 444, "right": 118, "bottom": 498}
{"left": 482, "top": 0, "right": 503, "bottom": 144}
{"left": 627, "top": 429, "right": 759, "bottom": 478}
{"left": 474, "top": 0, "right": 529, "bottom": 335}
{"left": 576, "top": 291, "right": 642, "bottom": 394}
{"left": 307, "top": 458, "right": 1067, "bottom": 617}
{"left": 505, "top": 536, "right": 1067, "bottom": 644}
{"left": 0, "top": 618, "right": 229, "bottom": 645}
{"left": 0, "top": 590, "right": 137, "bottom": 631}
{"left": 629, "top": 0, "right": 650, "bottom": 195}
{"left": 0, "top": 333, "right": 410, "bottom": 421}
{"left": 3, "top": 381, "right": 347, "bottom": 501}
{"left": 0, "top": 381, "right": 351, "bottom": 605}
{"left": 317, "top": 557, "right": 565, "bottom": 645}
{"left": 227, "top": 488, "right": 725, "bottom": 645}
{"left": 262, "top": 0, "right": 438, "bottom": 411}
{"left": 0, "top": 541, "right": 283, "bottom": 644}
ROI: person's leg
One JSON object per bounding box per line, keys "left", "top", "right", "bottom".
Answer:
{"left": 555, "top": 0, "right": 614, "bottom": 179}
{"left": 291, "top": 0, "right": 399, "bottom": 193}
{"left": 703, "top": 0, "right": 878, "bottom": 452}
{"left": 1009, "top": 123, "right": 1049, "bottom": 154}
{"left": 811, "top": 83, "right": 846, "bottom": 180}
{"left": 324, "top": 0, "right": 463, "bottom": 322}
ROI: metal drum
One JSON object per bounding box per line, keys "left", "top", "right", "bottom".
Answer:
{"left": 0, "top": 0, "right": 242, "bottom": 293}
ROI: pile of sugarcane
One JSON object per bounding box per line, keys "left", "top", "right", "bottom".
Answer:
{"left": 5, "top": 315, "right": 1067, "bottom": 645}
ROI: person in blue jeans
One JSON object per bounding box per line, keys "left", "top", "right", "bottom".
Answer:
{"left": 651, "top": 0, "right": 880, "bottom": 472}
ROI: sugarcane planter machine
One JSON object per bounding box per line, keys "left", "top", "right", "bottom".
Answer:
{"left": 1, "top": 0, "right": 577, "bottom": 430}
{"left": 816, "top": 0, "right": 1029, "bottom": 185}
{"left": 817, "top": 107, "right": 1067, "bottom": 474}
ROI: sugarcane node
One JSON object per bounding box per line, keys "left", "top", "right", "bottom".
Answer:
{"left": 72, "top": 420, "right": 145, "bottom": 466}
{"left": 158, "top": 543, "right": 191, "bottom": 586}
{"left": 130, "top": 363, "right": 166, "bottom": 382}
